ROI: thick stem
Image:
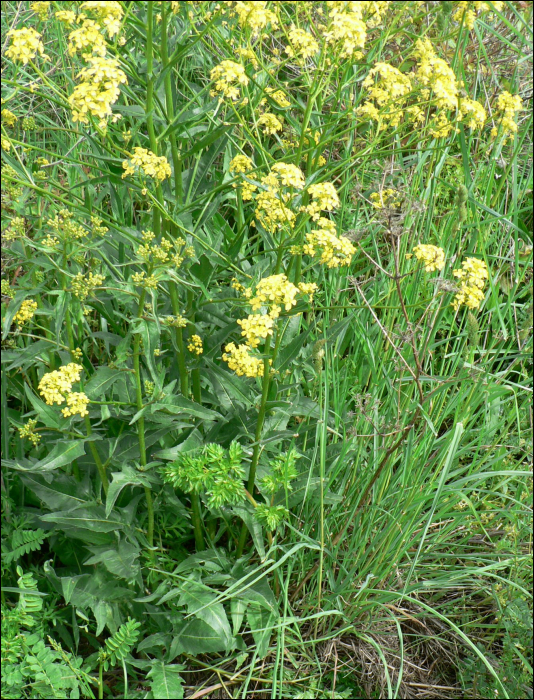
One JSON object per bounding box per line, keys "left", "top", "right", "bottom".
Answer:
{"left": 168, "top": 283, "right": 189, "bottom": 396}
{"left": 145, "top": 4, "right": 162, "bottom": 236}
{"left": 161, "top": 4, "right": 183, "bottom": 206}
{"left": 133, "top": 289, "right": 154, "bottom": 547}
{"left": 190, "top": 491, "right": 205, "bottom": 551}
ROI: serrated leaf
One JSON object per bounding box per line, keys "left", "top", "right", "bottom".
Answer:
{"left": 147, "top": 660, "right": 185, "bottom": 700}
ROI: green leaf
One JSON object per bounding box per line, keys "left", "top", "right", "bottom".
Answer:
{"left": 4, "top": 340, "right": 52, "bottom": 371}
{"left": 24, "top": 385, "right": 62, "bottom": 429}
{"left": 169, "top": 617, "right": 233, "bottom": 657}
{"left": 6, "top": 440, "right": 86, "bottom": 473}
{"left": 84, "top": 540, "right": 140, "bottom": 580}
{"left": 232, "top": 504, "right": 266, "bottom": 561}
{"left": 247, "top": 603, "right": 275, "bottom": 659}
{"left": 41, "top": 504, "right": 125, "bottom": 532}
{"left": 178, "top": 576, "right": 232, "bottom": 650}
{"left": 106, "top": 465, "right": 153, "bottom": 517}
{"left": 147, "top": 660, "right": 185, "bottom": 700}
{"left": 84, "top": 367, "right": 125, "bottom": 399}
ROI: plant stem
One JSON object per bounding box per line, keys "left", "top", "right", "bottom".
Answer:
{"left": 168, "top": 283, "right": 189, "bottom": 396}
{"left": 133, "top": 288, "right": 154, "bottom": 548}
{"left": 190, "top": 491, "right": 204, "bottom": 551}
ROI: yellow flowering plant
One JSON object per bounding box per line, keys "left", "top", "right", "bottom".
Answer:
{"left": 1, "top": 2, "right": 531, "bottom": 696}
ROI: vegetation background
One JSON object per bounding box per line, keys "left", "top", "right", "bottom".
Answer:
{"left": 1, "top": 2, "right": 532, "bottom": 698}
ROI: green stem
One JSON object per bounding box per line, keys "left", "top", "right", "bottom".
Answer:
{"left": 161, "top": 4, "right": 183, "bottom": 206}
{"left": 133, "top": 288, "right": 154, "bottom": 548}
{"left": 98, "top": 661, "right": 103, "bottom": 700}
{"left": 168, "top": 283, "right": 189, "bottom": 396}
{"left": 61, "top": 251, "right": 108, "bottom": 494}
{"left": 190, "top": 491, "right": 205, "bottom": 551}
{"left": 145, "top": 3, "right": 162, "bottom": 236}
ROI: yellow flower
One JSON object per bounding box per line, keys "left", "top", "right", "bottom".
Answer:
{"left": 187, "top": 334, "right": 204, "bottom": 355}
{"left": 80, "top": 1, "right": 124, "bottom": 38}
{"left": 255, "top": 190, "right": 295, "bottom": 232}
{"left": 122, "top": 147, "right": 171, "bottom": 182}
{"left": 285, "top": 25, "right": 320, "bottom": 61}
{"left": 304, "top": 182, "right": 340, "bottom": 220}
{"left": 71, "top": 272, "right": 105, "bottom": 300}
{"left": 30, "top": 2, "right": 50, "bottom": 20}
{"left": 249, "top": 274, "right": 300, "bottom": 317}
{"left": 258, "top": 112, "right": 283, "bottom": 135}
{"left": 237, "top": 313, "right": 274, "bottom": 347}
{"left": 453, "top": 1, "right": 504, "bottom": 30}
{"left": 370, "top": 189, "right": 401, "bottom": 209}
{"left": 358, "top": 63, "right": 412, "bottom": 128}
{"left": 458, "top": 97, "right": 486, "bottom": 130}
{"left": 412, "top": 244, "right": 446, "bottom": 272}
{"left": 55, "top": 10, "right": 77, "bottom": 24}
{"left": 452, "top": 257, "right": 488, "bottom": 310}
{"left": 325, "top": 8, "right": 366, "bottom": 60}
{"left": 6, "top": 28, "right": 46, "bottom": 65}
{"left": 68, "top": 19, "right": 107, "bottom": 58}
{"left": 490, "top": 91, "right": 522, "bottom": 143}
{"left": 265, "top": 88, "right": 291, "bottom": 109}
{"left": 298, "top": 282, "right": 319, "bottom": 301}
{"left": 223, "top": 342, "right": 265, "bottom": 378}
{"left": 19, "top": 418, "right": 41, "bottom": 446}
{"left": 414, "top": 38, "right": 458, "bottom": 111}
{"left": 68, "top": 57, "right": 127, "bottom": 123}
{"left": 271, "top": 162, "right": 305, "bottom": 189}
{"left": 13, "top": 299, "right": 38, "bottom": 328}
{"left": 210, "top": 60, "right": 249, "bottom": 101}
{"left": 38, "top": 363, "right": 83, "bottom": 406}
{"left": 61, "top": 392, "right": 90, "bottom": 418}
{"left": 1, "top": 109, "right": 17, "bottom": 127}
{"left": 303, "top": 218, "right": 355, "bottom": 268}
{"left": 225, "top": 1, "right": 278, "bottom": 34}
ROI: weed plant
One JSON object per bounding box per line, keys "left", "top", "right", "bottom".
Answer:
{"left": 1, "top": 2, "right": 532, "bottom": 698}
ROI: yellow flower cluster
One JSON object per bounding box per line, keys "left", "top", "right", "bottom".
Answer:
{"left": 271, "top": 162, "right": 305, "bottom": 189}
{"left": 131, "top": 271, "right": 158, "bottom": 289}
{"left": 2, "top": 280, "right": 15, "bottom": 299}
{"left": 285, "top": 26, "right": 320, "bottom": 61}
{"left": 370, "top": 189, "right": 402, "bottom": 209}
{"left": 225, "top": 1, "right": 278, "bottom": 33}
{"left": 13, "top": 299, "right": 38, "bottom": 328}
{"left": 2, "top": 109, "right": 17, "bottom": 127}
{"left": 71, "top": 272, "right": 105, "bottom": 300}
{"left": 80, "top": 1, "right": 124, "bottom": 38}
{"left": 258, "top": 112, "right": 283, "bottom": 136}
{"left": 68, "top": 19, "right": 107, "bottom": 58}
{"left": 255, "top": 190, "right": 295, "bottom": 232}
{"left": 453, "top": 1, "right": 504, "bottom": 30}
{"left": 188, "top": 334, "right": 204, "bottom": 355}
{"left": 19, "top": 419, "right": 41, "bottom": 446}
{"left": 229, "top": 154, "right": 257, "bottom": 200}
{"left": 164, "top": 315, "right": 188, "bottom": 328}
{"left": 223, "top": 342, "right": 265, "bottom": 378}
{"left": 55, "top": 10, "right": 77, "bottom": 24}
{"left": 237, "top": 313, "right": 275, "bottom": 348}
{"left": 325, "top": 4, "right": 367, "bottom": 60}
{"left": 122, "top": 147, "right": 172, "bottom": 182}
{"left": 491, "top": 91, "right": 523, "bottom": 142}
{"left": 62, "top": 392, "right": 90, "bottom": 418}
{"left": 235, "top": 46, "right": 259, "bottom": 69}
{"left": 249, "top": 273, "right": 300, "bottom": 317}
{"left": 68, "top": 56, "right": 127, "bottom": 123}
{"left": 414, "top": 38, "right": 458, "bottom": 112}
{"left": 46, "top": 209, "right": 88, "bottom": 241}
{"left": 303, "top": 217, "right": 356, "bottom": 268}
{"left": 458, "top": 97, "right": 487, "bottom": 130}
{"left": 452, "top": 257, "right": 488, "bottom": 310}
{"left": 304, "top": 181, "right": 340, "bottom": 220}
{"left": 30, "top": 2, "right": 50, "bottom": 20}
{"left": 210, "top": 60, "right": 249, "bottom": 101}
{"left": 264, "top": 88, "right": 291, "bottom": 109}
{"left": 3, "top": 216, "right": 26, "bottom": 242}
{"left": 39, "top": 363, "right": 89, "bottom": 417}
{"left": 358, "top": 63, "right": 412, "bottom": 128}
{"left": 6, "top": 28, "right": 46, "bottom": 65}
{"left": 412, "top": 244, "right": 446, "bottom": 272}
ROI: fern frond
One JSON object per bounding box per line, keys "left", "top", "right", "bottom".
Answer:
{"left": 3, "top": 529, "right": 48, "bottom": 564}
{"left": 104, "top": 618, "right": 141, "bottom": 666}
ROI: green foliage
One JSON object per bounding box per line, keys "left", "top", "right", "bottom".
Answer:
{"left": 1, "top": 1, "right": 532, "bottom": 698}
